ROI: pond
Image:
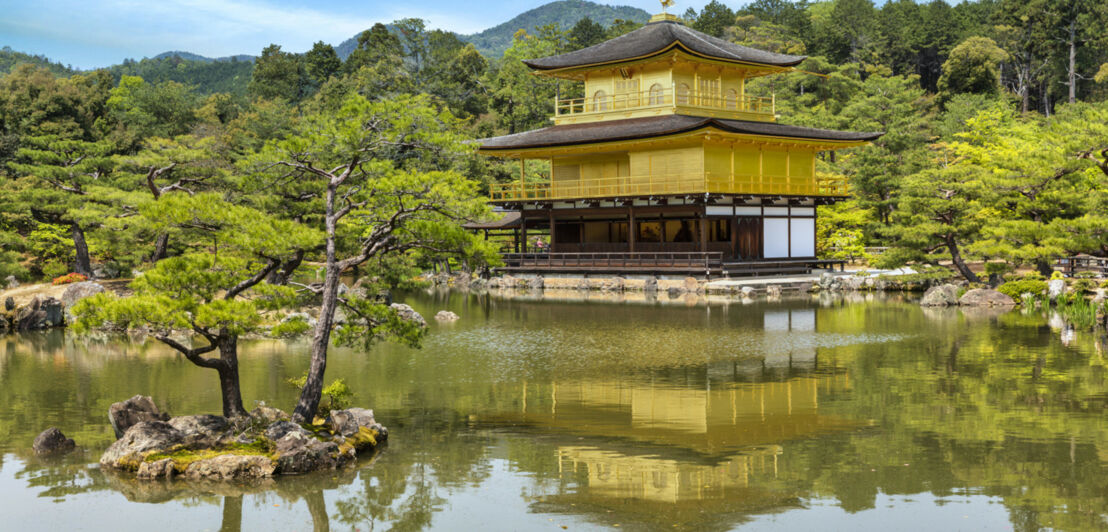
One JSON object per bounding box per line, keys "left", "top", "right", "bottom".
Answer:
{"left": 1, "top": 290, "right": 1107, "bottom": 531}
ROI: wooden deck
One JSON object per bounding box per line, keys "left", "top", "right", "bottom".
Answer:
{"left": 496, "top": 252, "right": 844, "bottom": 277}
{"left": 1054, "top": 256, "right": 1108, "bottom": 277}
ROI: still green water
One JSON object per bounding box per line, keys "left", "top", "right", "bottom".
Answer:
{"left": 1, "top": 290, "right": 1107, "bottom": 531}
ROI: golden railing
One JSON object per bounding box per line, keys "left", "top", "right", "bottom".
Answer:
{"left": 555, "top": 86, "right": 774, "bottom": 118}
{"left": 489, "top": 173, "right": 848, "bottom": 201}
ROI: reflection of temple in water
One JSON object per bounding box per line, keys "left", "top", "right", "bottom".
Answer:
{"left": 493, "top": 315, "right": 861, "bottom": 518}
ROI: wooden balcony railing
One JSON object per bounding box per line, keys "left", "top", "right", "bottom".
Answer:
{"left": 501, "top": 251, "right": 725, "bottom": 275}
{"left": 555, "top": 86, "right": 774, "bottom": 119}
{"left": 489, "top": 173, "right": 849, "bottom": 202}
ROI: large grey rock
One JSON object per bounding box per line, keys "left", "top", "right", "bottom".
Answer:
{"left": 249, "top": 402, "right": 290, "bottom": 425}
{"left": 766, "top": 285, "right": 782, "bottom": 298}
{"left": 14, "top": 296, "right": 65, "bottom": 330}
{"left": 61, "top": 281, "right": 105, "bottom": 321}
{"left": 601, "top": 277, "right": 624, "bottom": 292}
{"left": 667, "top": 286, "right": 683, "bottom": 298}
{"left": 741, "top": 286, "right": 755, "bottom": 297}
{"left": 4, "top": 275, "right": 17, "bottom": 289}
{"left": 33, "top": 427, "right": 76, "bottom": 455}
{"left": 1048, "top": 279, "right": 1066, "bottom": 301}
{"left": 274, "top": 432, "right": 347, "bottom": 475}
{"left": 109, "top": 395, "right": 170, "bottom": 439}
{"left": 100, "top": 421, "right": 186, "bottom": 469}
{"left": 842, "top": 276, "right": 865, "bottom": 291}
{"left": 184, "top": 454, "right": 276, "bottom": 480}
{"left": 168, "top": 415, "right": 231, "bottom": 447}
{"left": 470, "top": 277, "right": 488, "bottom": 290}
{"left": 3, "top": 296, "right": 13, "bottom": 311}
{"left": 643, "top": 277, "right": 658, "bottom": 292}
{"left": 264, "top": 420, "right": 310, "bottom": 441}
{"left": 434, "top": 310, "right": 460, "bottom": 322}
{"left": 959, "top": 289, "right": 1017, "bottom": 307}
{"left": 528, "top": 276, "right": 545, "bottom": 291}
{"left": 818, "top": 272, "right": 835, "bottom": 290}
{"left": 487, "top": 277, "right": 502, "bottom": 289}
{"left": 920, "top": 284, "right": 960, "bottom": 307}
{"left": 136, "top": 458, "right": 176, "bottom": 480}
{"left": 328, "top": 408, "right": 380, "bottom": 438}
{"left": 390, "top": 303, "right": 426, "bottom": 328}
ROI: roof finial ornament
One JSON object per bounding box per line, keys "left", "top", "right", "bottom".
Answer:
{"left": 660, "top": 0, "right": 675, "bottom": 14}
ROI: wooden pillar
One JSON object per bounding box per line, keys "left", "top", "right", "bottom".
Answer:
{"left": 513, "top": 228, "right": 520, "bottom": 253}
{"left": 629, "top": 205, "right": 636, "bottom": 253}
{"left": 548, "top": 209, "right": 556, "bottom": 252}
{"left": 521, "top": 218, "right": 528, "bottom": 253}
{"left": 700, "top": 207, "right": 708, "bottom": 253}
{"left": 730, "top": 216, "right": 739, "bottom": 260}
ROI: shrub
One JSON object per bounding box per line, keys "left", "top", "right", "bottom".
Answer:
{"left": 1075, "top": 271, "right": 1099, "bottom": 279}
{"left": 271, "top": 316, "right": 311, "bottom": 338}
{"left": 984, "top": 262, "right": 1013, "bottom": 277}
{"left": 51, "top": 272, "right": 88, "bottom": 286}
{"left": 287, "top": 373, "right": 354, "bottom": 416}
{"left": 1070, "top": 278, "right": 1097, "bottom": 295}
{"left": 1022, "top": 272, "right": 1045, "bottom": 281}
{"left": 1050, "top": 270, "right": 1065, "bottom": 281}
{"left": 997, "top": 279, "right": 1048, "bottom": 299}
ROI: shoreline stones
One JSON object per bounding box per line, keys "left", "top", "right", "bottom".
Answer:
{"left": 920, "top": 284, "right": 960, "bottom": 307}
{"left": 959, "top": 288, "right": 1016, "bottom": 307}
{"left": 390, "top": 303, "right": 426, "bottom": 328}
{"left": 109, "top": 395, "right": 170, "bottom": 438}
{"left": 100, "top": 397, "right": 387, "bottom": 481}
{"left": 434, "top": 310, "right": 460, "bottom": 322}
{"left": 33, "top": 428, "right": 76, "bottom": 456}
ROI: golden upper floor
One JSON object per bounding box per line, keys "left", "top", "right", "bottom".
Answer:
{"left": 526, "top": 17, "right": 806, "bottom": 126}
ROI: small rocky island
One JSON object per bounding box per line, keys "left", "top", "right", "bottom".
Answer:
{"left": 98, "top": 395, "right": 387, "bottom": 480}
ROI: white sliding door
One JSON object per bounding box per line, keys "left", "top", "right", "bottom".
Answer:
{"left": 763, "top": 218, "right": 789, "bottom": 258}
{"left": 790, "top": 217, "right": 815, "bottom": 257}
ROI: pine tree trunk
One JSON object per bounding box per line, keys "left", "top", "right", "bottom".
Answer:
{"left": 947, "top": 237, "right": 978, "bottom": 283}
{"left": 267, "top": 250, "right": 304, "bottom": 285}
{"left": 1068, "top": 20, "right": 1077, "bottom": 104}
{"left": 219, "top": 496, "right": 243, "bottom": 532}
{"left": 217, "top": 336, "right": 247, "bottom": 418}
{"left": 71, "top": 223, "right": 93, "bottom": 277}
{"left": 293, "top": 185, "right": 339, "bottom": 423}
{"left": 151, "top": 233, "right": 170, "bottom": 263}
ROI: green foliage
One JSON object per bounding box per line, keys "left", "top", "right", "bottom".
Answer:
{"left": 271, "top": 316, "right": 311, "bottom": 338}
{"left": 938, "top": 37, "right": 1008, "bottom": 99}
{"left": 997, "top": 279, "right": 1049, "bottom": 299}
{"left": 110, "top": 56, "right": 253, "bottom": 96}
{"left": 286, "top": 373, "right": 354, "bottom": 414}
{"left": 0, "top": 47, "right": 76, "bottom": 76}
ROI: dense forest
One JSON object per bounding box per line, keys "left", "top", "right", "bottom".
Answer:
{"left": 2, "top": 0, "right": 1108, "bottom": 285}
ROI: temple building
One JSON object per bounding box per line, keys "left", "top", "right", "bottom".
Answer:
{"left": 476, "top": 8, "right": 881, "bottom": 277}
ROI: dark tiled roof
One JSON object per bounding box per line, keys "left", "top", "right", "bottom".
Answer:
{"left": 524, "top": 20, "right": 806, "bottom": 71}
{"left": 462, "top": 211, "right": 521, "bottom": 230}
{"left": 479, "top": 115, "right": 883, "bottom": 151}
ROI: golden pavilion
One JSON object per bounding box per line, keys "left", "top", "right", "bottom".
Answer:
{"left": 477, "top": 9, "right": 881, "bottom": 277}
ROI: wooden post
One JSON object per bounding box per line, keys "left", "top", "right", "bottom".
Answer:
{"left": 700, "top": 207, "right": 708, "bottom": 253}
{"left": 629, "top": 205, "right": 636, "bottom": 253}
{"left": 521, "top": 218, "right": 528, "bottom": 253}
{"left": 548, "top": 209, "right": 556, "bottom": 252}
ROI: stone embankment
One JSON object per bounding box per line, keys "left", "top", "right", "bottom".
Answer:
{"left": 36, "top": 394, "right": 387, "bottom": 480}
{"left": 426, "top": 269, "right": 950, "bottom": 297}
{"left": 0, "top": 281, "right": 106, "bottom": 332}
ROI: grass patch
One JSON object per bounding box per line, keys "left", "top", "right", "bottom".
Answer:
{"left": 144, "top": 440, "right": 275, "bottom": 473}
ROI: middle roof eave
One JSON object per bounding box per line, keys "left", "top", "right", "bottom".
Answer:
{"left": 478, "top": 115, "right": 884, "bottom": 152}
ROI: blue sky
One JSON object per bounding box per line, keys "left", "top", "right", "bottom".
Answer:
{"left": 0, "top": 0, "right": 675, "bottom": 69}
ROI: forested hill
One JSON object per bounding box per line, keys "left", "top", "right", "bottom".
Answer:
{"left": 110, "top": 56, "right": 254, "bottom": 95}
{"left": 333, "top": 0, "right": 650, "bottom": 60}
{"left": 0, "top": 47, "right": 76, "bottom": 76}
{"left": 153, "top": 51, "right": 256, "bottom": 63}
{"left": 460, "top": 0, "right": 649, "bottom": 57}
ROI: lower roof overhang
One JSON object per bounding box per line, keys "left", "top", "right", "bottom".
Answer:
{"left": 477, "top": 114, "right": 883, "bottom": 157}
